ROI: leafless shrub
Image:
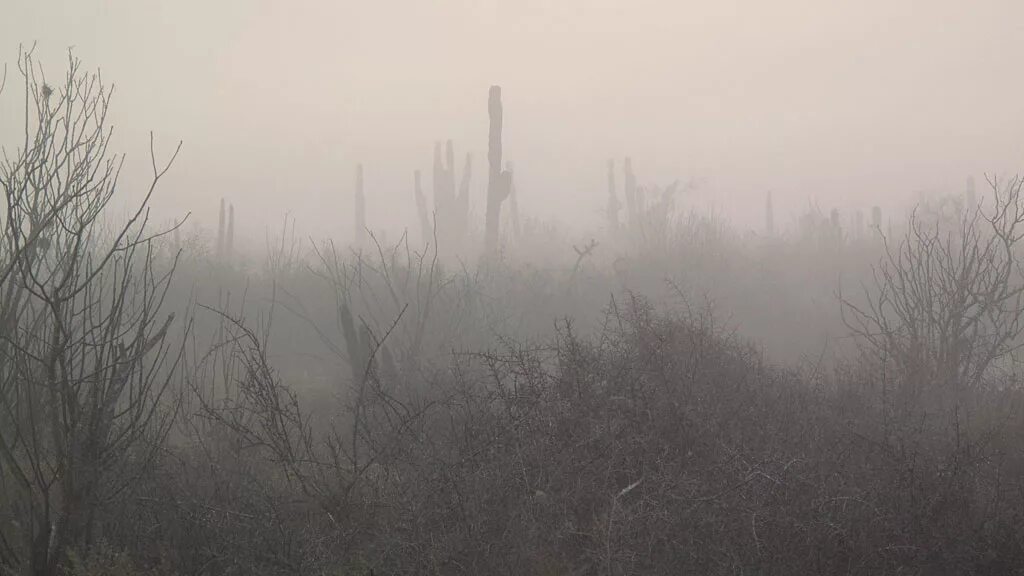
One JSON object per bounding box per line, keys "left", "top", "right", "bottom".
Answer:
{"left": 0, "top": 48, "right": 185, "bottom": 576}
{"left": 842, "top": 175, "right": 1024, "bottom": 405}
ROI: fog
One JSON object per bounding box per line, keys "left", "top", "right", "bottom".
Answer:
{"left": 7, "top": 3, "right": 1024, "bottom": 575}
{"left": 5, "top": 0, "right": 1024, "bottom": 240}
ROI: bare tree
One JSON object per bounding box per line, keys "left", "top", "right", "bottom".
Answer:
{"left": 842, "top": 175, "right": 1024, "bottom": 405}
{"left": 0, "top": 48, "right": 185, "bottom": 576}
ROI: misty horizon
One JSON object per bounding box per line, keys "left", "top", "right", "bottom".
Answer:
{"left": 4, "top": 4, "right": 1024, "bottom": 575}
{"left": 4, "top": 0, "right": 1023, "bottom": 244}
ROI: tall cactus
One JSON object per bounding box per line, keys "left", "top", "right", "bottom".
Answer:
{"left": 418, "top": 143, "right": 472, "bottom": 253}
{"left": 506, "top": 161, "right": 521, "bottom": 240}
{"left": 455, "top": 153, "right": 472, "bottom": 245}
{"left": 624, "top": 157, "right": 637, "bottom": 234}
{"left": 607, "top": 159, "right": 621, "bottom": 233}
{"left": 485, "top": 86, "right": 512, "bottom": 255}
{"left": 431, "top": 140, "right": 462, "bottom": 251}
{"left": 339, "top": 302, "right": 372, "bottom": 384}
{"left": 829, "top": 208, "right": 842, "bottom": 245}
{"left": 226, "top": 203, "right": 235, "bottom": 260}
{"left": 445, "top": 140, "right": 456, "bottom": 206}
{"left": 354, "top": 163, "right": 366, "bottom": 247}
{"left": 871, "top": 205, "right": 882, "bottom": 231}
{"left": 339, "top": 301, "right": 397, "bottom": 388}
{"left": 216, "top": 198, "right": 226, "bottom": 261}
{"left": 414, "top": 169, "right": 431, "bottom": 246}
{"left": 431, "top": 143, "right": 449, "bottom": 218}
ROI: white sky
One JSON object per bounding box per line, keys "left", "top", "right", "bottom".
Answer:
{"left": 3, "top": 0, "right": 1024, "bottom": 240}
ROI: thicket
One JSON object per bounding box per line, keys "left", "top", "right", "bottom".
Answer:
{"left": 2, "top": 51, "right": 1024, "bottom": 576}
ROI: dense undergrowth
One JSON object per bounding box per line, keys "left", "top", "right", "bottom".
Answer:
{"left": 4, "top": 50, "right": 1024, "bottom": 576}
{"left": 62, "top": 294, "right": 1024, "bottom": 575}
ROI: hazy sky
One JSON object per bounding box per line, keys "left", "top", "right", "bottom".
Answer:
{"left": 3, "top": 0, "right": 1024, "bottom": 241}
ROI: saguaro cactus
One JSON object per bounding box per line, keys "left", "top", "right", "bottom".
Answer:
{"left": 432, "top": 143, "right": 443, "bottom": 216}
{"left": 507, "top": 161, "right": 521, "bottom": 240}
{"left": 339, "top": 301, "right": 372, "bottom": 384}
{"left": 432, "top": 142, "right": 454, "bottom": 219}
{"left": 455, "top": 153, "right": 472, "bottom": 244}
{"left": 414, "top": 169, "right": 431, "bottom": 246}
{"left": 871, "top": 205, "right": 882, "bottom": 231}
{"left": 607, "top": 159, "right": 621, "bottom": 232}
{"left": 624, "top": 158, "right": 637, "bottom": 231}
{"left": 417, "top": 143, "right": 472, "bottom": 252}
{"left": 226, "top": 203, "right": 235, "bottom": 259}
{"left": 432, "top": 139, "right": 463, "bottom": 251}
{"left": 445, "top": 140, "right": 456, "bottom": 206}
{"left": 485, "top": 86, "right": 512, "bottom": 255}
{"left": 217, "top": 198, "right": 226, "bottom": 260}
{"left": 830, "top": 208, "right": 842, "bottom": 244}
{"left": 354, "top": 163, "right": 366, "bottom": 247}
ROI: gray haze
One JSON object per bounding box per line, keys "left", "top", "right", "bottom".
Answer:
{"left": 3, "top": 0, "right": 1024, "bottom": 241}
